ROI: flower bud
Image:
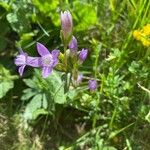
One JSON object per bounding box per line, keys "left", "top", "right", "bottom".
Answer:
{"left": 69, "top": 36, "right": 78, "bottom": 55}
{"left": 79, "top": 49, "right": 88, "bottom": 63}
{"left": 88, "top": 79, "right": 97, "bottom": 91}
{"left": 61, "top": 10, "right": 73, "bottom": 41}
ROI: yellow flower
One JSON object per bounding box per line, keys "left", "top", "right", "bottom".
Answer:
{"left": 142, "top": 24, "right": 150, "bottom": 36}
{"left": 141, "top": 38, "right": 150, "bottom": 47}
{"left": 133, "top": 30, "right": 142, "bottom": 40}
{"left": 133, "top": 24, "right": 150, "bottom": 47}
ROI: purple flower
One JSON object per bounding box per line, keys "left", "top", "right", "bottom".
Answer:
{"left": 14, "top": 49, "right": 40, "bottom": 76}
{"left": 36, "top": 42, "right": 60, "bottom": 78}
{"left": 61, "top": 10, "right": 73, "bottom": 40}
{"left": 88, "top": 79, "right": 97, "bottom": 91}
{"left": 69, "top": 36, "right": 78, "bottom": 55}
{"left": 79, "top": 49, "right": 88, "bottom": 63}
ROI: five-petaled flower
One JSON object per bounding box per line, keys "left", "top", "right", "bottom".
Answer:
{"left": 36, "top": 42, "right": 60, "bottom": 78}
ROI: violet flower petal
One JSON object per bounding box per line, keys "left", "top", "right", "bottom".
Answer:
{"left": 69, "top": 36, "right": 78, "bottom": 55}
{"left": 61, "top": 10, "right": 73, "bottom": 39}
{"left": 14, "top": 54, "right": 27, "bottom": 66}
{"left": 42, "top": 66, "right": 52, "bottom": 78}
{"left": 88, "top": 79, "right": 97, "bottom": 91}
{"left": 37, "top": 42, "right": 50, "bottom": 56}
{"left": 52, "top": 49, "right": 60, "bottom": 58}
{"left": 27, "top": 56, "right": 41, "bottom": 67}
{"left": 18, "top": 65, "right": 26, "bottom": 76}
{"left": 79, "top": 49, "right": 88, "bottom": 62}
{"left": 79, "top": 49, "right": 88, "bottom": 63}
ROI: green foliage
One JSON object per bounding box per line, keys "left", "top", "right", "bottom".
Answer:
{"left": 22, "top": 69, "right": 66, "bottom": 120}
{"left": 0, "top": 0, "right": 150, "bottom": 149}
{"left": 73, "top": 1, "right": 97, "bottom": 31}
{"left": 6, "top": 1, "right": 32, "bottom": 35}
{"left": 0, "top": 65, "right": 17, "bottom": 99}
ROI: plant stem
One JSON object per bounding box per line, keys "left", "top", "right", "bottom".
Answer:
{"left": 64, "top": 44, "right": 67, "bottom": 69}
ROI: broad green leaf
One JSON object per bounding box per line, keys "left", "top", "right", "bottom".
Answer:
{"left": 46, "top": 71, "right": 66, "bottom": 104}
{"left": 0, "top": 81, "right": 14, "bottom": 99}
{"left": 67, "top": 89, "right": 78, "bottom": 100}
{"left": 23, "top": 79, "right": 37, "bottom": 89}
{"left": 21, "top": 88, "right": 37, "bottom": 101}
{"left": 0, "top": 65, "right": 16, "bottom": 99}
{"left": 24, "top": 94, "right": 42, "bottom": 120}
{"left": 6, "top": 1, "right": 31, "bottom": 35}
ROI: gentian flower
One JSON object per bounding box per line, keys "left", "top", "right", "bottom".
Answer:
{"left": 69, "top": 36, "right": 78, "bottom": 55}
{"left": 79, "top": 49, "right": 88, "bottom": 63}
{"left": 61, "top": 10, "right": 73, "bottom": 40}
{"left": 88, "top": 79, "right": 97, "bottom": 91}
{"left": 36, "top": 42, "right": 60, "bottom": 78}
{"left": 14, "top": 49, "right": 40, "bottom": 76}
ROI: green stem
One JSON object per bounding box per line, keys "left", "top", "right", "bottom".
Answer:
{"left": 64, "top": 45, "right": 67, "bottom": 69}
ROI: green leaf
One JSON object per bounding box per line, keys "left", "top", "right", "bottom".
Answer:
{"left": 21, "top": 88, "right": 37, "bottom": 101}
{"left": 102, "top": 146, "right": 117, "bottom": 150}
{"left": 24, "top": 94, "right": 42, "bottom": 120}
{"left": 0, "top": 81, "right": 14, "bottom": 99}
{"left": 145, "top": 111, "right": 150, "bottom": 123}
{"left": 0, "top": 65, "right": 16, "bottom": 99}
{"left": 42, "top": 94, "right": 48, "bottom": 109}
{"left": 46, "top": 71, "right": 66, "bottom": 104}
{"left": 6, "top": 1, "right": 31, "bottom": 35}
{"left": 32, "top": 108, "right": 48, "bottom": 120}
{"left": 23, "top": 79, "right": 37, "bottom": 89}
{"left": 0, "top": 0, "right": 10, "bottom": 11}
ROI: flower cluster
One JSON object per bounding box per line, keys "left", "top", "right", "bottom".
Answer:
{"left": 14, "top": 10, "right": 97, "bottom": 91}
{"left": 133, "top": 24, "right": 150, "bottom": 47}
